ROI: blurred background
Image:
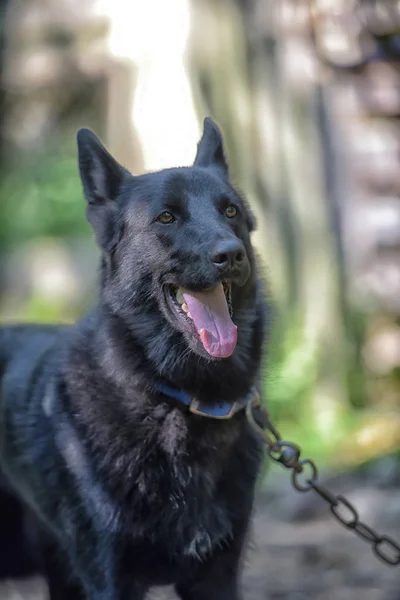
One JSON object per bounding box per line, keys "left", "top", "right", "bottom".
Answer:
{"left": 1, "top": 0, "right": 400, "bottom": 598}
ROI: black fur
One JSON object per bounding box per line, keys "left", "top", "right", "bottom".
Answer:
{"left": 0, "top": 118, "right": 268, "bottom": 599}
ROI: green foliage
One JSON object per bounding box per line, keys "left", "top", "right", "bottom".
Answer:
{"left": 22, "top": 294, "right": 76, "bottom": 324}
{"left": 266, "top": 313, "right": 318, "bottom": 417}
{"left": 0, "top": 145, "right": 90, "bottom": 250}
{"left": 264, "top": 313, "right": 360, "bottom": 465}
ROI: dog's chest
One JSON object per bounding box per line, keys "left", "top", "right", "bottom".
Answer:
{"left": 126, "top": 415, "right": 239, "bottom": 559}
{"left": 60, "top": 409, "right": 241, "bottom": 560}
{"left": 138, "top": 459, "right": 231, "bottom": 559}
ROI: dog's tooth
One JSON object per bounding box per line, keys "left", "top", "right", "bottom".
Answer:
{"left": 187, "top": 312, "right": 192, "bottom": 319}
{"left": 176, "top": 289, "right": 184, "bottom": 304}
{"left": 182, "top": 303, "right": 189, "bottom": 313}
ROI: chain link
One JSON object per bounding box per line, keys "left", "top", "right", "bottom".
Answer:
{"left": 246, "top": 396, "right": 400, "bottom": 567}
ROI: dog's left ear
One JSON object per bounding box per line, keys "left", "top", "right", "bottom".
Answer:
{"left": 77, "top": 128, "right": 130, "bottom": 250}
{"left": 193, "top": 117, "right": 228, "bottom": 176}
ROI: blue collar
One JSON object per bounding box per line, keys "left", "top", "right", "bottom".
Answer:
{"left": 155, "top": 383, "right": 259, "bottom": 420}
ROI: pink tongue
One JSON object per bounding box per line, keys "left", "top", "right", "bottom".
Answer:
{"left": 182, "top": 283, "right": 237, "bottom": 358}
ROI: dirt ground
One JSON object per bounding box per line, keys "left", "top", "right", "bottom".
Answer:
{"left": 1, "top": 465, "right": 400, "bottom": 600}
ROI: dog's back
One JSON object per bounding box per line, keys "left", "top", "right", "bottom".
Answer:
{"left": 0, "top": 325, "right": 71, "bottom": 579}
{"left": 0, "top": 324, "right": 66, "bottom": 366}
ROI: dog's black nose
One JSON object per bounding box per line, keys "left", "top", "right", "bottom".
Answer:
{"left": 212, "top": 239, "right": 245, "bottom": 273}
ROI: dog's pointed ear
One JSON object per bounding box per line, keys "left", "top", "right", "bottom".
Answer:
{"left": 77, "top": 128, "right": 129, "bottom": 250}
{"left": 193, "top": 117, "right": 228, "bottom": 176}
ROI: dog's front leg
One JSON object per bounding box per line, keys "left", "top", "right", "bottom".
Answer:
{"left": 78, "top": 576, "right": 147, "bottom": 600}
{"left": 84, "top": 584, "right": 147, "bottom": 600}
{"left": 175, "top": 536, "right": 244, "bottom": 600}
{"left": 175, "top": 452, "right": 258, "bottom": 600}
{"left": 176, "top": 577, "right": 240, "bottom": 600}
{"left": 73, "top": 553, "right": 147, "bottom": 600}
{"left": 60, "top": 540, "right": 147, "bottom": 600}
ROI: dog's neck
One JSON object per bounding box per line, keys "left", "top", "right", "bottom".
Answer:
{"left": 88, "top": 300, "right": 265, "bottom": 405}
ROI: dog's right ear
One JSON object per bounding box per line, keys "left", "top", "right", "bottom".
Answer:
{"left": 77, "top": 128, "right": 129, "bottom": 250}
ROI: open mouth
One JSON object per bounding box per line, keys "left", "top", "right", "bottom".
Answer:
{"left": 166, "top": 281, "right": 237, "bottom": 359}
{"left": 170, "top": 282, "right": 233, "bottom": 320}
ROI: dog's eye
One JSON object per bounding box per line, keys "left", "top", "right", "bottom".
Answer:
{"left": 156, "top": 211, "right": 175, "bottom": 224}
{"left": 225, "top": 205, "right": 238, "bottom": 218}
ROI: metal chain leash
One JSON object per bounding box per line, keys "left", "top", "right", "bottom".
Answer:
{"left": 246, "top": 393, "right": 400, "bottom": 567}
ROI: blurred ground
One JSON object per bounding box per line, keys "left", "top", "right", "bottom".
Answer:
{"left": 2, "top": 467, "right": 400, "bottom": 600}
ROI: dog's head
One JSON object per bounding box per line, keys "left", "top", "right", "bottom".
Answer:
{"left": 77, "top": 118, "right": 261, "bottom": 371}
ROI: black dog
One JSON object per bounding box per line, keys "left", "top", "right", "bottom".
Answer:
{"left": 0, "top": 118, "right": 268, "bottom": 599}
